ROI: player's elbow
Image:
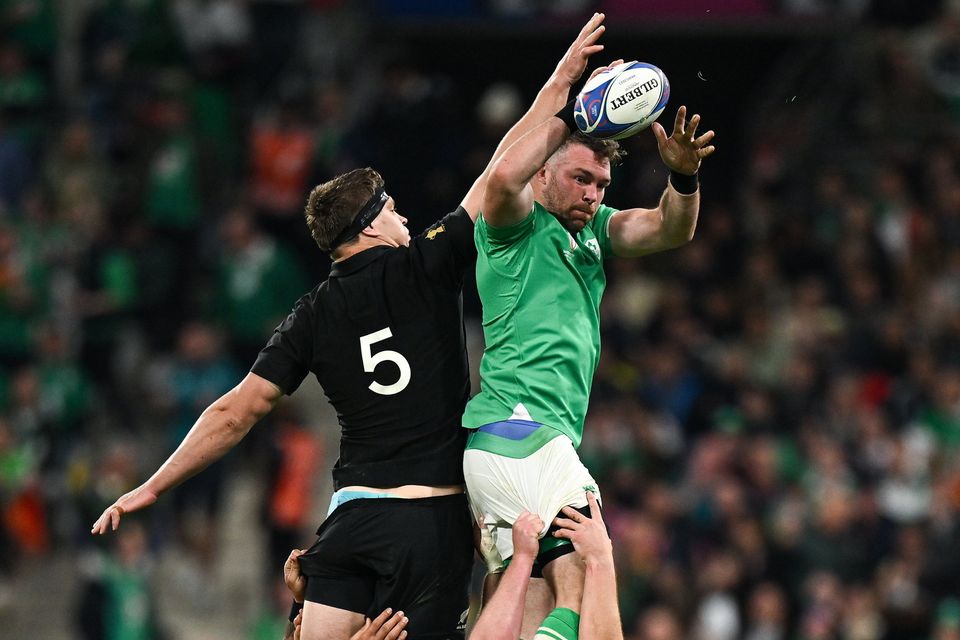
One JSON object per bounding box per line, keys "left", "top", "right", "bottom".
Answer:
{"left": 664, "top": 217, "right": 697, "bottom": 249}
{"left": 207, "top": 394, "right": 267, "bottom": 441}
{"left": 678, "top": 222, "right": 697, "bottom": 246}
{"left": 488, "top": 156, "right": 525, "bottom": 199}
{"left": 204, "top": 402, "right": 252, "bottom": 441}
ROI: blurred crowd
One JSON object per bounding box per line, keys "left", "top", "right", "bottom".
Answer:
{"left": 1, "top": 0, "right": 960, "bottom": 639}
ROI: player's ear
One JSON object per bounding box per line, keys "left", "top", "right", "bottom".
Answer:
{"left": 360, "top": 222, "right": 380, "bottom": 239}
{"left": 536, "top": 165, "right": 548, "bottom": 185}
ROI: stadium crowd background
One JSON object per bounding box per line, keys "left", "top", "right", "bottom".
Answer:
{"left": 2, "top": 0, "right": 960, "bottom": 638}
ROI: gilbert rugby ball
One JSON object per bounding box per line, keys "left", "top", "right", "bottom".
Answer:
{"left": 574, "top": 61, "right": 670, "bottom": 140}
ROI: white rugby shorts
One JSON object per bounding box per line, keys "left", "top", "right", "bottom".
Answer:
{"left": 463, "top": 434, "right": 600, "bottom": 572}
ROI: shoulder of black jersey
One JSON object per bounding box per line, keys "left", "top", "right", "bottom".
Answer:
{"left": 290, "top": 280, "right": 329, "bottom": 316}
{"left": 416, "top": 207, "right": 470, "bottom": 241}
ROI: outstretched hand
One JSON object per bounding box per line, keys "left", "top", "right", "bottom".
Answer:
{"left": 90, "top": 484, "right": 158, "bottom": 535}
{"left": 587, "top": 59, "right": 625, "bottom": 84}
{"left": 552, "top": 12, "right": 606, "bottom": 88}
{"left": 652, "top": 105, "right": 716, "bottom": 176}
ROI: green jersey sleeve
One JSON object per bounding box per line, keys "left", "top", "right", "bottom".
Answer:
{"left": 475, "top": 208, "right": 538, "bottom": 278}
{"left": 478, "top": 208, "right": 536, "bottom": 246}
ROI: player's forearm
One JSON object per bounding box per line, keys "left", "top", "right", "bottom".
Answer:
{"left": 463, "top": 80, "right": 571, "bottom": 221}
{"left": 657, "top": 181, "right": 699, "bottom": 247}
{"left": 471, "top": 556, "right": 536, "bottom": 640}
{"left": 144, "top": 395, "right": 259, "bottom": 496}
{"left": 579, "top": 557, "right": 623, "bottom": 640}
{"left": 489, "top": 118, "right": 570, "bottom": 198}
{"left": 490, "top": 77, "right": 570, "bottom": 169}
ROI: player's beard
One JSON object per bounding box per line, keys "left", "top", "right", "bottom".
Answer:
{"left": 541, "top": 176, "right": 593, "bottom": 235}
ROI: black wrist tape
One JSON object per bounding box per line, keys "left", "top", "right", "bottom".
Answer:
{"left": 289, "top": 600, "right": 304, "bottom": 623}
{"left": 669, "top": 171, "right": 698, "bottom": 195}
{"left": 554, "top": 99, "right": 578, "bottom": 132}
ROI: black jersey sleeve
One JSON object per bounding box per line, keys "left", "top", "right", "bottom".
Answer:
{"left": 408, "top": 207, "right": 477, "bottom": 289}
{"left": 250, "top": 292, "right": 315, "bottom": 395}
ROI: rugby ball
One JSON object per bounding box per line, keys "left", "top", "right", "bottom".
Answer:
{"left": 573, "top": 61, "right": 670, "bottom": 140}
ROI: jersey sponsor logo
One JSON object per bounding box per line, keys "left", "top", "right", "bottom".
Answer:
{"left": 426, "top": 224, "right": 446, "bottom": 240}
{"left": 564, "top": 233, "right": 576, "bottom": 260}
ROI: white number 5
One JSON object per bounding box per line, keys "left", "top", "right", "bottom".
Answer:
{"left": 359, "top": 328, "right": 411, "bottom": 395}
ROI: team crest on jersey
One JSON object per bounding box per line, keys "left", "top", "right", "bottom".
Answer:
{"left": 426, "top": 224, "right": 446, "bottom": 240}
{"left": 584, "top": 238, "right": 601, "bottom": 258}
{"left": 564, "top": 234, "right": 601, "bottom": 260}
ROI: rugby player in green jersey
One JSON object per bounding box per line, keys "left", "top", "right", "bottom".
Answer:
{"left": 462, "top": 71, "right": 716, "bottom": 638}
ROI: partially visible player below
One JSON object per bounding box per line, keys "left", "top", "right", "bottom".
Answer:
{"left": 472, "top": 492, "right": 622, "bottom": 640}
{"left": 283, "top": 492, "right": 620, "bottom": 640}
{"left": 463, "top": 60, "right": 716, "bottom": 637}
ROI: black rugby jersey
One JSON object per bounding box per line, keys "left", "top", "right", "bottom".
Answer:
{"left": 252, "top": 207, "right": 475, "bottom": 490}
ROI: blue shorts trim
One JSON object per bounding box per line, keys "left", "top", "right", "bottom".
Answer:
{"left": 477, "top": 419, "right": 543, "bottom": 440}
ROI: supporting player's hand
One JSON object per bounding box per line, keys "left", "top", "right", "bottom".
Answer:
{"left": 284, "top": 549, "right": 307, "bottom": 603}
{"left": 350, "top": 608, "right": 408, "bottom": 640}
{"left": 551, "top": 12, "right": 606, "bottom": 88}
{"left": 292, "top": 610, "right": 303, "bottom": 640}
{"left": 552, "top": 492, "right": 612, "bottom": 566}
{"left": 512, "top": 511, "right": 544, "bottom": 561}
{"left": 587, "top": 59, "right": 625, "bottom": 83}
{"left": 652, "top": 105, "right": 716, "bottom": 177}
{"left": 90, "top": 484, "right": 158, "bottom": 535}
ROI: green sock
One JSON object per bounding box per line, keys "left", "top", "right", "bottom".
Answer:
{"left": 532, "top": 607, "right": 580, "bottom": 640}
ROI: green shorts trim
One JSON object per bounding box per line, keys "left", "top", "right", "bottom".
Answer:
{"left": 465, "top": 424, "right": 563, "bottom": 458}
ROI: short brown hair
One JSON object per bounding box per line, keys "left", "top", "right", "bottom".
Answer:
{"left": 555, "top": 131, "right": 626, "bottom": 166}
{"left": 304, "top": 167, "right": 385, "bottom": 252}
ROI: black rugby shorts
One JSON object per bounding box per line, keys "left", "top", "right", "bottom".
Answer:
{"left": 298, "top": 493, "right": 473, "bottom": 640}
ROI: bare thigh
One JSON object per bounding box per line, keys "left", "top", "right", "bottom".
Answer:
{"left": 543, "top": 552, "right": 585, "bottom": 613}
{"left": 521, "top": 577, "right": 554, "bottom": 639}
{"left": 300, "top": 601, "right": 365, "bottom": 640}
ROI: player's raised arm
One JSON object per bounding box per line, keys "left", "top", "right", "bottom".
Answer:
{"left": 482, "top": 115, "right": 571, "bottom": 227}
{"left": 91, "top": 372, "right": 282, "bottom": 535}
{"left": 459, "top": 12, "right": 607, "bottom": 221}
{"left": 607, "top": 105, "right": 716, "bottom": 257}
{"left": 470, "top": 511, "right": 543, "bottom": 640}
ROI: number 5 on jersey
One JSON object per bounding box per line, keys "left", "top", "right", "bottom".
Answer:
{"left": 360, "top": 328, "right": 411, "bottom": 395}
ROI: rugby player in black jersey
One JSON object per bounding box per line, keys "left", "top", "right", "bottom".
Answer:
{"left": 92, "top": 14, "right": 608, "bottom": 640}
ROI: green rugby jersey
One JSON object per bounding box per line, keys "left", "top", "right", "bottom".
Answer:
{"left": 463, "top": 201, "right": 619, "bottom": 456}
